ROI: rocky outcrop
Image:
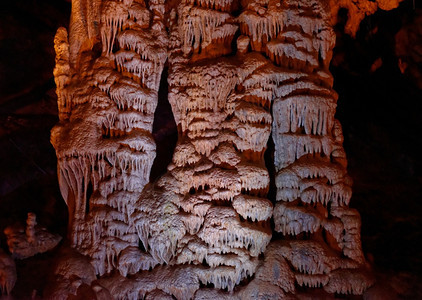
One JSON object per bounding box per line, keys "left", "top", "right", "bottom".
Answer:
{"left": 329, "top": 0, "right": 404, "bottom": 36}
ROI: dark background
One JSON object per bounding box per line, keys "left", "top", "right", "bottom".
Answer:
{"left": 0, "top": 0, "right": 421, "bottom": 298}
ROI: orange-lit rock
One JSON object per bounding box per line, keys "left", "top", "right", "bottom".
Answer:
{"left": 4, "top": 213, "right": 61, "bottom": 259}
{"left": 0, "top": 249, "right": 16, "bottom": 296}
{"left": 329, "top": 0, "right": 404, "bottom": 36}
{"left": 48, "top": 0, "right": 402, "bottom": 298}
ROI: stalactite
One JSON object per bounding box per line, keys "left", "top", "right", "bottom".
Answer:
{"left": 52, "top": 0, "right": 167, "bottom": 278}
{"left": 49, "top": 0, "right": 391, "bottom": 297}
{"left": 237, "top": 0, "right": 373, "bottom": 296}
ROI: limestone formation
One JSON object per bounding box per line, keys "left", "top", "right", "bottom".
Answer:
{"left": 237, "top": 0, "right": 374, "bottom": 294}
{"left": 0, "top": 249, "right": 16, "bottom": 296}
{"left": 44, "top": 247, "right": 112, "bottom": 299}
{"left": 329, "top": 0, "right": 404, "bottom": 36}
{"left": 51, "top": 0, "right": 167, "bottom": 275}
{"left": 49, "top": 0, "right": 401, "bottom": 298}
{"left": 4, "top": 213, "right": 61, "bottom": 259}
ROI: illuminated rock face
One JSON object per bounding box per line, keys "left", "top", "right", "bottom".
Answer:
{"left": 52, "top": 0, "right": 167, "bottom": 276}
{"left": 51, "top": 0, "right": 400, "bottom": 298}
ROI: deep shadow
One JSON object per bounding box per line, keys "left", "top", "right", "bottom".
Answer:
{"left": 331, "top": 0, "right": 422, "bottom": 275}
{"left": 150, "top": 67, "right": 178, "bottom": 181}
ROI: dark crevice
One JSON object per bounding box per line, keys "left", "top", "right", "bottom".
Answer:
{"left": 85, "top": 180, "right": 93, "bottom": 214}
{"left": 151, "top": 67, "right": 178, "bottom": 181}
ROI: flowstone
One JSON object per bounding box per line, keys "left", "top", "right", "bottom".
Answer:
{"left": 49, "top": 0, "right": 402, "bottom": 298}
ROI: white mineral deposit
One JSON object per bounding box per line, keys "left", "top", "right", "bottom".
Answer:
{"left": 45, "top": 0, "right": 403, "bottom": 298}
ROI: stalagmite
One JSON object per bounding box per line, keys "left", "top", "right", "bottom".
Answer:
{"left": 49, "top": 0, "right": 399, "bottom": 298}
{"left": 4, "top": 213, "right": 61, "bottom": 259}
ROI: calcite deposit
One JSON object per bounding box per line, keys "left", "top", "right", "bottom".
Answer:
{"left": 328, "top": 0, "right": 403, "bottom": 36}
{"left": 51, "top": 0, "right": 167, "bottom": 275}
{"left": 49, "top": 0, "right": 402, "bottom": 298}
{"left": 4, "top": 213, "right": 61, "bottom": 259}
